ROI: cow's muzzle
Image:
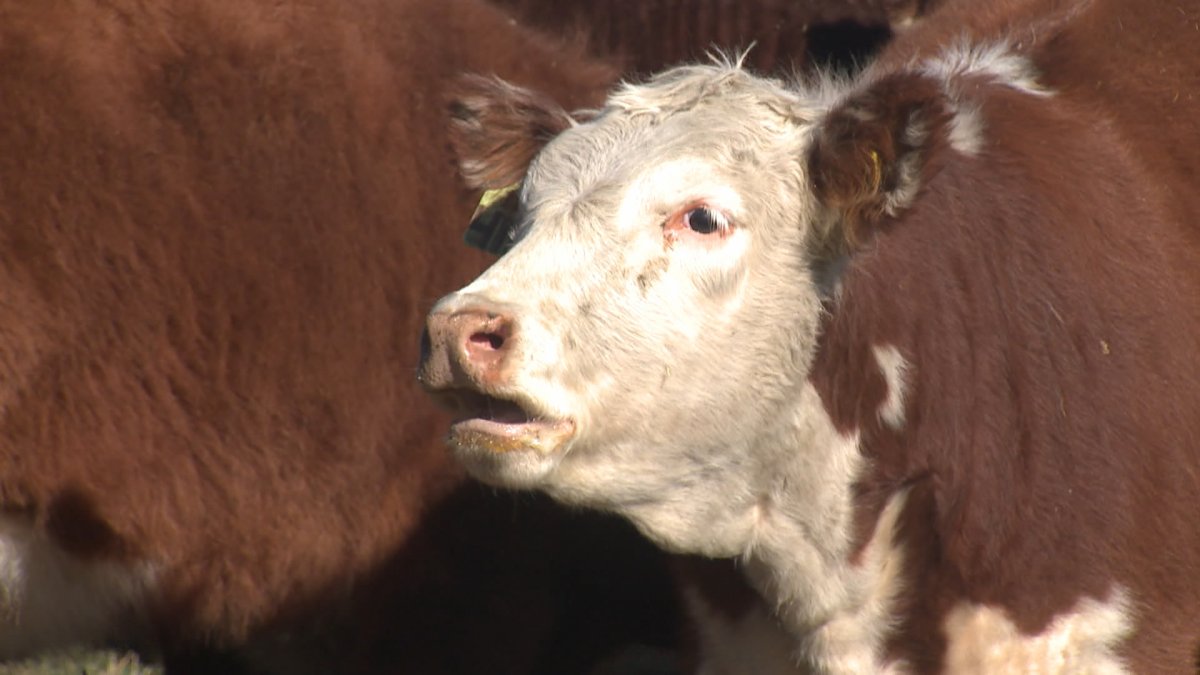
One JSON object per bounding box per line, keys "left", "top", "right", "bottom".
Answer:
{"left": 419, "top": 305, "right": 574, "bottom": 456}
{"left": 419, "top": 306, "right": 514, "bottom": 392}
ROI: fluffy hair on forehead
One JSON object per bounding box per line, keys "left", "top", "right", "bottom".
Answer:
{"left": 604, "top": 55, "right": 844, "bottom": 125}
{"left": 519, "top": 57, "right": 857, "bottom": 230}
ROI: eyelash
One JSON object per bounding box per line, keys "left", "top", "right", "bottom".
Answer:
{"left": 683, "top": 206, "right": 729, "bottom": 235}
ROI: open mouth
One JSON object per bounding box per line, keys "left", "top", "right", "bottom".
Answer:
{"left": 434, "top": 389, "right": 575, "bottom": 455}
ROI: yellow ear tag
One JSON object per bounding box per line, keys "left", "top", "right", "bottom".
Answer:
{"left": 868, "top": 150, "right": 883, "bottom": 193}
{"left": 464, "top": 182, "right": 521, "bottom": 255}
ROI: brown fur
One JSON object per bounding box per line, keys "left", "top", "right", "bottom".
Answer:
{"left": 490, "top": 0, "right": 939, "bottom": 74}
{"left": 808, "top": 0, "right": 1200, "bottom": 670}
{"left": 808, "top": 73, "right": 950, "bottom": 254}
{"left": 449, "top": 76, "right": 577, "bottom": 191}
{"left": 0, "top": 0, "right": 690, "bottom": 672}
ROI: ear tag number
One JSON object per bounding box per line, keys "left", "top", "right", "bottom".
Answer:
{"left": 464, "top": 183, "right": 520, "bottom": 255}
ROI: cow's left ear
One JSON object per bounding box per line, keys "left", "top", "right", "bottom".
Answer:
{"left": 806, "top": 74, "right": 949, "bottom": 254}
{"left": 447, "top": 75, "right": 574, "bottom": 191}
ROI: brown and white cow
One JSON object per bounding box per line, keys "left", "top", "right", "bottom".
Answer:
{"left": 421, "top": 0, "right": 1200, "bottom": 671}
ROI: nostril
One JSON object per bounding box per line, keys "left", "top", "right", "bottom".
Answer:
{"left": 451, "top": 308, "right": 515, "bottom": 373}
{"left": 469, "top": 331, "right": 505, "bottom": 351}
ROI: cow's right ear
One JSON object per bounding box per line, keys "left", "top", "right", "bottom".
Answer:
{"left": 806, "top": 73, "right": 950, "bottom": 255}
{"left": 447, "top": 75, "right": 574, "bottom": 191}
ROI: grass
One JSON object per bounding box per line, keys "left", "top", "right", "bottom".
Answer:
{"left": 0, "top": 649, "right": 160, "bottom": 675}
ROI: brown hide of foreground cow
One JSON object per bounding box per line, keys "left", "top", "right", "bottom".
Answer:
{"left": 0, "top": 0, "right": 685, "bottom": 673}
{"left": 823, "top": 0, "right": 1200, "bottom": 668}
{"left": 430, "top": 0, "right": 1200, "bottom": 671}
{"left": 623, "top": 0, "right": 1200, "bottom": 668}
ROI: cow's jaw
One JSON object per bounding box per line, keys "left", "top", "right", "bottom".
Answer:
{"left": 423, "top": 375, "right": 579, "bottom": 488}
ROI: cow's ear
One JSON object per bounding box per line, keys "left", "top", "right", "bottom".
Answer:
{"left": 448, "top": 75, "right": 574, "bottom": 191}
{"left": 807, "top": 74, "right": 949, "bottom": 254}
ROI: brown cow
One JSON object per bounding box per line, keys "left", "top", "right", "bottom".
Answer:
{"left": 0, "top": 0, "right": 691, "bottom": 673}
{"left": 423, "top": 0, "right": 1200, "bottom": 671}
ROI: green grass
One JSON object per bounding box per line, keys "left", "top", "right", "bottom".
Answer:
{"left": 0, "top": 649, "right": 160, "bottom": 675}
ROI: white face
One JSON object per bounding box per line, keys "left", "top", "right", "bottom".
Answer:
{"left": 424, "top": 69, "right": 830, "bottom": 553}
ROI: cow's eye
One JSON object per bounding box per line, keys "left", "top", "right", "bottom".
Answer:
{"left": 683, "top": 207, "right": 727, "bottom": 234}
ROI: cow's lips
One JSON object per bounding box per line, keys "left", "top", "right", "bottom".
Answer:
{"left": 437, "top": 389, "right": 575, "bottom": 455}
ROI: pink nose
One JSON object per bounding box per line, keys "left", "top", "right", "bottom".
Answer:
{"left": 418, "top": 307, "right": 515, "bottom": 392}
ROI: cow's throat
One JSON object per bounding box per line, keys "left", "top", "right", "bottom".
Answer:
{"left": 738, "top": 383, "right": 907, "bottom": 673}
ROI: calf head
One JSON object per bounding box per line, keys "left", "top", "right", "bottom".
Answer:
{"left": 420, "top": 64, "right": 940, "bottom": 557}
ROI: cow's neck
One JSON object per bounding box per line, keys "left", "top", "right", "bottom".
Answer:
{"left": 736, "top": 380, "right": 907, "bottom": 674}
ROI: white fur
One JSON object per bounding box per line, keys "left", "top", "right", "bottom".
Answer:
{"left": 945, "top": 99, "right": 986, "bottom": 156}
{"left": 872, "top": 345, "right": 910, "bottom": 431}
{"left": 768, "top": 487, "right": 911, "bottom": 674}
{"left": 943, "top": 588, "right": 1133, "bottom": 674}
{"left": 917, "top": 41, "right": 1052, "bottom": 98}
{"left": 883, "top": 145, "right": 925, "bottom": 218}
{"left": 900, "top": 41, "right": 1053, "bottom": 158}
{"left": 615, "top": 157, "right": 748, "bottom": 232}
{"left": 0, "top": 515, "right": 156, "bottom": 659}
{"left": 679, "top": 485, "right": 912, "bottom": 675}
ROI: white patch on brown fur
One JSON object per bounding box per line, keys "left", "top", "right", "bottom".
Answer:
{"left": 894, "top": 41, "right": 1050, "bottom": 159}
{"left": 916, "top": 41, "right": 1052, "bottom": 98}
{"left": 942, "top": 588, "right": 1133, "bottom": 674}
{"left": 0, "top": 516, "right": 155, "bottom": 659}
{"left": 872, "top": 344, "right": 910, "bottom": 431}
{"left": 900, "top": 41, "right": 1052, "bottom": 158}
{"left": 945, "top": 99, "right": 985, "bottom": 156}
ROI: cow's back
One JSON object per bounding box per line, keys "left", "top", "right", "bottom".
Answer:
{"left": 876, "top": 0, "right": 1200, "bottom": 242}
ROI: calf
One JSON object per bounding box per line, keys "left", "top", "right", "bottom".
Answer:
{"left": 421, "top": 0, "right": 1200, "bottom": 671}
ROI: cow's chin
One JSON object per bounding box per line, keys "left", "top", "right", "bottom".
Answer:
{"left": 448, "top": 417, "right": 575, "bottom": 456}
{"left": 446, "top": 416, "right": 576, "bottom": 488}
